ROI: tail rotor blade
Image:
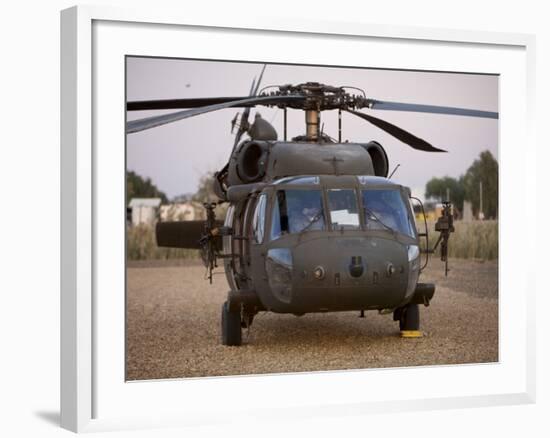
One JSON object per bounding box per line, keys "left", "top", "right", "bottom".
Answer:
{"left": 253, "top": 64, "right": 266, "bottom": 96}
{"left": 234, "top": 64, "right": 268, "bottom": 146}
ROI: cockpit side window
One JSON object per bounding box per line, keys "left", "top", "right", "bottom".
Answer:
{"left": 270, "top": 193, "right": 282, "bottom": 241}
{"left": 270, "top": 189, "right": 325, "bottom": 240}
{"left": 252, "top": 193, "right": 267, "bottom": 244}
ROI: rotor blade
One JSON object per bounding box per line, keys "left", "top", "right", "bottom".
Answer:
{"left": 127, "top": 97, "right": 251, "bottom": 111}
{"left": 242, "top": 64, "right": 267, "bottom": 122}
{"left": 346, "top": 109, "right": 447, "bottom": 152}
{"left": 127, "top": 95, "right": 304, "bottom": 134}
{"left": 233, "top": 81, "right": 256, "bottom": 148}
{"left": 365, "top": 99, "right": 498, "bottom": 119}
{"left": 128, "top": 65, "right": 268, "bottom": 112}
{"left": 235, "top": 64, "right": 268, "bottom": 146}
{"left": 239, "top": 75, "right": 257, "bottom": 123}
{"left": 253, "top": 64, "right": 266, "bottom": 96}
{"left": 248, "top": 78, "right": 257, "bottom": 96}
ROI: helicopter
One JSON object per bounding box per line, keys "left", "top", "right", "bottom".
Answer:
{"left": 126, "top": 66, "right": 498, "bottom": 346}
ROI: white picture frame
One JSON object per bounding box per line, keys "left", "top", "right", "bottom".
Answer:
{"left": 60, "top": 5, "right": 536, "bottom": 433}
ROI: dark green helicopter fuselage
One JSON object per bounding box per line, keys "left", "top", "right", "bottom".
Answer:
{"left": 222, "top": 174, "right": 432, "bottom": 315}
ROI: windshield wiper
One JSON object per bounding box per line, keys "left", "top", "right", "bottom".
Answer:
{"left": 363, "top": 207, "right": 398, "bottom": 236}
{"left": 298, "top": 211, "right": 324, "bottom": 236}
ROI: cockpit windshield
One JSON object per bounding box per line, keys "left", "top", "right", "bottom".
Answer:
{"left": 361, "top": 189, "right": 416, "bottom": 237}
{"left": 267, "top": 183, "right": 415, "bottom": 241}
{"left": 327, "top": 189, "right": 360, "bottom": 230}
{"left": 270, "top": 189, "right": 325, "bottom": 240}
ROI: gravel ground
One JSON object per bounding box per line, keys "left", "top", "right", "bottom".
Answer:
{"left": 126, "top": 258, "right": 498, "bottom": 380}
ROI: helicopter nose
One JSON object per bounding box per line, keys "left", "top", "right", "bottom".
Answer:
{"left": 286, "top": 236, "right": 410, "bottom": 312}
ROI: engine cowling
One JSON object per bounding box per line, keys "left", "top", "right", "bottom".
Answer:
{"left": 362, "top": 141, "right": 389, "bottom": 177}
{"left": 225, "top": 140, "right": 387, "bottom": 187}
{"left": 236, "top": 141, "right": 269, "bottom": 183}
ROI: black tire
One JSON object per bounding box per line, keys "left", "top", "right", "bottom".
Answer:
{"left": 399, "top": 303, "right": 420, "bottom": 331}
{"left": 221, "top": 301, "right": 242, "bottom": 346}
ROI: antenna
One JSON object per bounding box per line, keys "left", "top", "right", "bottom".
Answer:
{"left": 388, "top": 164, "right": 401, "bottom": 179}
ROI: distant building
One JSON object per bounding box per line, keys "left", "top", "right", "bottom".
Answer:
{"left": 413, "top": 201, "right": 461, "bottom": 222}
{"left": 413, "top": 201, "right": 439, "bottom": 222}
{"left": 128, "top": 198, "right": 162, "bottom": 226}
{"left": 159, "top": 201, "right": 206, "bottom": 222}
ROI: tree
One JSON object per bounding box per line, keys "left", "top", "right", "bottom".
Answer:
{"left": 172, "top": 193, "right": 193, "bottom": 203}
{"left": 425, "top": 176, "right": 465, "bottom": 212}
{"left": 126, "top": 170, "right": 168, "bottom": 204}
{"left": 463, "top": 150, "right": 498, "bottom": 219}
{"left": 192, "top": 171, "right": 228, "bottom": 219}
{"left": 192, "top": 171, "right": 218, "bottom": 203}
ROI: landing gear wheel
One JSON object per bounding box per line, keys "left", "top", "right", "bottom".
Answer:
{"left": 398, "top": 303, "right": 422, "bottom": 338}
{"left": 221, "top": 301, "right": 242, "bottom": 346}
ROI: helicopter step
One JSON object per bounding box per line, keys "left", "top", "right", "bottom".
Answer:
{"left": 227, "top": 289, "right": 263, "bottom": 311}
{"left": 409, "top": 283, "right": 435, "bottom": 306}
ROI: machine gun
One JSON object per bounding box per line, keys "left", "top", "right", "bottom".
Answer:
{"left": 431, "top": 202, "right": 455, "bottom": 276}
{"left": 198, "top": 202, "right": 222, "bottom": 284}
{"left": 155, "top": 202, "right": 226, "bottom": 284}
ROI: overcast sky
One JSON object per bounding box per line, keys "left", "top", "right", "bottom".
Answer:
{"left": 126, "top": 57, "right": 498, "bottom": 201}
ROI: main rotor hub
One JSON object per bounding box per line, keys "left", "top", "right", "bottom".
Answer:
{"left": 259, "top": 83, "right": 370, "bottom": 142}
{"left": 264, "top": 82, "right": 368, "bottom": 112}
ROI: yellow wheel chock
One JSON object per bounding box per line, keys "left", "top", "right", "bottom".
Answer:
{"left": 400, "top": 330, "right": 423, "bottom": 338}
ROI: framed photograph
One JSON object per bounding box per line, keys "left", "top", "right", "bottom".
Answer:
{"left": 61, "top": 5, "right": 536, "bottom": 433}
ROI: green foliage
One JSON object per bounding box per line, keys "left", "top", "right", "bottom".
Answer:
{"left": 424, "top": 150, "right": 498, "bottom": 219}
{"left": 172, "top": 193, "right": 193, "bottom": 203}
{"left": 192, "top": 171, "right": 218, "bottom": 203}
{"left": 425, "top": 176, "right": 465, "bottom": 211}
{"left": 463, "top": 151, "right": 499, "bottom": 219}
{"left": 422, "top": 220, "right": 498, "bottom": 260}
{"left": 192, "top": 171, "right": 228, "bottom": 218}
{"left": 126, "top": 170, "right": 168, "bottom": 204}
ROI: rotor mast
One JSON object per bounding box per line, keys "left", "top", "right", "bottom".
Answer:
{"left": 302, "top": 82, "right": 327, "bottom": 142}
{"left": 305, "top": 109, "right": 320, "bottom": 142}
